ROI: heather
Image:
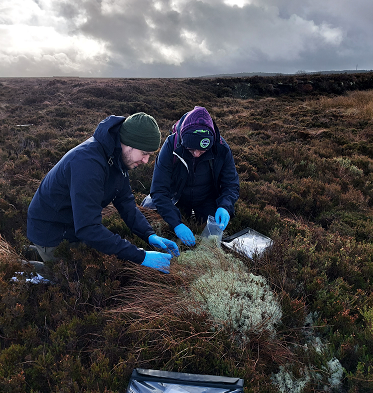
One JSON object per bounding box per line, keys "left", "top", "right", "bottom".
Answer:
{"left": 1, "top": 74, "right": 373, "bottom": 392}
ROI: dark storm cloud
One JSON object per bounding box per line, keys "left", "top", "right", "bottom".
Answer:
{"left": 76, "top": 0, "right": 185, "bottom": 62}
{"left": 0, "top": 0, "right": 372, "bottom": 77}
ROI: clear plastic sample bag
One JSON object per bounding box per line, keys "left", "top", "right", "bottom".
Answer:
{"left": 201, "top": 215, "right": 223, "bottom": 242}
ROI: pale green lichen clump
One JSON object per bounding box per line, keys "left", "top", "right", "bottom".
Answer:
{"left": 270, "top": 312, "right": 344, "bottom": 392}
{"left": 178, "top": 237, "right": 282, "bottom": 337}
{"left": 271, "top": 366, "right": 311, "bottom": 393}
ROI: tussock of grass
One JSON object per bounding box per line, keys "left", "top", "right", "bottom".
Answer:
{"left": 109, "top": 237, "right": 283, "bottom": 339}
{"left": 104, "top": 239, "right": 293, "bottom": 384}
{"left": 0, "top": 235, "right": 18, "bottom": 259}
{"left": 314, "top": 90, "right": 373, "bottom": 119}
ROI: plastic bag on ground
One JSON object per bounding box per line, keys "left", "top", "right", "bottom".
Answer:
{"left": 126, "top": 368, "right": 244, "bottom": 393}
{"left": 11, "top": 270, "right": 51, "bottom": 284}
{"left": 221, "top": 227, "right": 272, "bottom": 259}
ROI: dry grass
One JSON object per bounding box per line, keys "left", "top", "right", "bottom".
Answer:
{"left": 106, "top": 261, "right": 227, "bottom": 370}
{"left": 104, "top": 239, "right": 294, "bottom": 376}
{"left": 0, "top": 234, "right": 19, "bottom": 261}
{"left": 313, "top": 90, "right": 373, "bottom": 119}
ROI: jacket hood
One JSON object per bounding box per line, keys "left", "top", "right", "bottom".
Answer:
{"left": 180, "top": 106, "right": 215, "bottom": 136}
{"left": 93, "top": 115, "right": 126, "bottom": 160}
{"left": 173, "top": 109, "right": 222, "bottom": 153}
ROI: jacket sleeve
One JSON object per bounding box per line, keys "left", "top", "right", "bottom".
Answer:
{"left": 112, "top": 182, "right": 155, "bottom": 242}
{"left": 215, "top": 143, "right": 240, "bottom": 217}
{"left": 150, "top": 136, "right": 184, "bottom": 229}
{"left": 66, "top": 156, "right": 147, "bottom": 264}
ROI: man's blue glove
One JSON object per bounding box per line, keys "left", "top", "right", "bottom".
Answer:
{"left": 141, "top": 251, "right": 172, "bottom": 273}
{"left": 215, "top": 207, "right": 230, "bottom": 230}
{"left": 174, "top": 223, "right": 196, "bottom": 246}
{"left": 148, "top": 234, "right": 180, "bottom": 257}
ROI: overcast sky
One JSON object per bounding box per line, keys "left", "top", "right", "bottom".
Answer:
{"left": 1, "top": 0, "right": 372, "bottom": 78}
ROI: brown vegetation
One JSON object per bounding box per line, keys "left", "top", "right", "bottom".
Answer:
{"left": 1, "top": 73, "right": 373, "bottom": 392}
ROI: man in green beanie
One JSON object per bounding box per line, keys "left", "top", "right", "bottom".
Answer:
{"left": 27, "top": 113, "right": 179, "bottom": 279}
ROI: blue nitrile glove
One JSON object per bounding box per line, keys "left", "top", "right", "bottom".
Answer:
{"left": 215, "top": 207, "right": 230, "bottom": 230}
{"left": 174, "top": 223, "right": 196, "bottom": 246}
{"left": 141, "top": 251, "right": 172, "bottom": 273}
{"left": 148, "top": 234, "right": 180, "bottom": 257}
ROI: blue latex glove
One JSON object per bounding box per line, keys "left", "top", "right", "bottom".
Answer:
{"left": 141, "top": 251, "right": 172, "bottom": 273}
{"left": 174, "top": 223, "right": 196, "bottom": 246}
{"left": 148, "top": 234, "right": 180, "bottom": 257}
{"left": 215, "top": 207, "right": 230, "bottom": 230}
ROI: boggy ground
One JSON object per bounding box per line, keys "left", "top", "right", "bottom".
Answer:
{"left": 1, "top": 75, "right": 373, "bottom": 392}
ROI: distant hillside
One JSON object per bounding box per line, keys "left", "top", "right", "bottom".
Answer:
{"left": 199, "top": 72, "right": 286, "bottom": 78}
{"left": 199, "top": 69, "right": 373, "bottom": 78}
{"left": 187, "top": 70, "right": 373, "bottom": 99}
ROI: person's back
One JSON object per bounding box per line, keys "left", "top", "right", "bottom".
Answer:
{"left": 28, "top": 136, "right": 103, "bottom": 245}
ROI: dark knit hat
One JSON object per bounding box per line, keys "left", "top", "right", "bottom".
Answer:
{"left": 120, "top": 112, "right": 160, "bottom": 151}
{"left": 180, "top": 106, "right": 215, "bottom": 150}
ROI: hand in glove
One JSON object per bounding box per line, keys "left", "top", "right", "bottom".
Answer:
{"left": 148, "top": 234, "right": 180, "bottom": 256}
{"left": 141, "top": 251, "right": 172, "bottom": 273}
{"left": 174, "top": 223, "right": 196, "bottom": 246}
{"left": 215, "top": 207, "right": 230, "bottom": 230}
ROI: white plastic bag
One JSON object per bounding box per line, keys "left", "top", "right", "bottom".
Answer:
{"left": 221, "top": 227, "right": 272, "bottom": 259}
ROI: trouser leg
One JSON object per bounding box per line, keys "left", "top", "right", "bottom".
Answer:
{"left": 33, "top": 244, "right": 58, "bottom": 263}
{"left": 32, "top": 242, "right": 81, "bottom": 279}
{"left": 27, "top": 244, "right": 57, "bottom": 280}
{"left": 176, "top": 199, "right": 217, "bottom": 224}
{"left": 193, "top": 199, "right": 218, "bottom": 223}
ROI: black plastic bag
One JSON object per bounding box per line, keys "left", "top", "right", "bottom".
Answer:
{"left": 127, "top": 368, "right": 244, "bottom": 393}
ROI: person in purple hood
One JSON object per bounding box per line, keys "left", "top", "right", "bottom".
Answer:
{"left": 146, "top": 106, "right": 240, "bottom": 246}
{"left": 27, "top": 113, "right": 179, "bottom": 278}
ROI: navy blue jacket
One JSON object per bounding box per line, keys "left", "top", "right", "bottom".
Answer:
{"left": 150, "top": 123, "right": 240, "bottom": 229}
{"left": 27, "top": 115, "right": 155, "bottom": 264}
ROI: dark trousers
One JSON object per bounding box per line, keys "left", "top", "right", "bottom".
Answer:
{"left": 176, "top": 198, "right": 217, "bottom": 223}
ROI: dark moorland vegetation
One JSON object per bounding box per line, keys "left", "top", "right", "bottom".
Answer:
{"left": 1, "top": 73, "right": 373, "bottom": 392}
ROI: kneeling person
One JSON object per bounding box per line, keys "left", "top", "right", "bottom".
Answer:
{"left": 149, "top": 106, "right": 240, "bottom": 246}
{"left": 27, "top": 113, "right": 179, "bottom": 277}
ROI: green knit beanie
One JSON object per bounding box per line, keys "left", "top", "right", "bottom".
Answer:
{"left": 120, "top": 112, "right": 160, "bottom": 151}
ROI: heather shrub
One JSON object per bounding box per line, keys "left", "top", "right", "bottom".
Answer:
{"left": 2, "top": 77, "right": 373, "bottom": 391}
{"left": 229, "top": 200, "right": 281, "bottom": 236}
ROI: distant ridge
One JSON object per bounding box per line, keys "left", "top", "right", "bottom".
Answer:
{"left": 198, "top": 72, "right": 284, "bottom": 78}
{"left": 198, "top": 70, "right": 373, "bottom": 78}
